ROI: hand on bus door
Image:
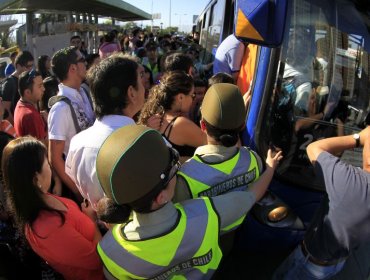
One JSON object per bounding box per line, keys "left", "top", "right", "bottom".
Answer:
{"left": 243, "top": 79, "right": 253, "bottom": 108}
{"left": 266, "top": 148, "right": 283, "bottom": 170}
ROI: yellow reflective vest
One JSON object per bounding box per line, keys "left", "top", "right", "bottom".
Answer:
{"left": 178, "top": 147, "right": 261, "bottom": 198}
{"left": 177, "top": 147, "right": 261, "bottom": 232}
{"left": 97, "top": 197, "right": 222, "bottom": 279}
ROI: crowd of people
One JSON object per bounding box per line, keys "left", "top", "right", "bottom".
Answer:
{"left": 0, "top": 27, "right": 368, "bottom": 280}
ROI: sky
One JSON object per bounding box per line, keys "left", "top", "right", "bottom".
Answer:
{"left": 122, "top": 0, "right": 210, "bottom": 32}
{"left": 10, "top": 0, "right": 210, "bottom": 34}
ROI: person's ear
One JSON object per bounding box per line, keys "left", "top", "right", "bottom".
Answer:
{"left": 153, "top": 190, "right": 168, "bottom": 207}
{"left": 33, "top": 172, "right": 41, "bottom": 188}
{"left": 127, "top": 85, "right": 136, "bottom": 102}
{"left": 23, "top": 88, "right": 31, "bottom": 97}
{"left": 69, "top": 64, "right": 77, "bottom": 73}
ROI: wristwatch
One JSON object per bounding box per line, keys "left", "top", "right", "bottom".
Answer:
{"left": 353, "top": 133, "right": 360, "bottom": 148}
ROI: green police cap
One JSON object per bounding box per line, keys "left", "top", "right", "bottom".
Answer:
{"left": 201, "top": 83, "right": 246, "bottom": 130}
{"left": 96, "top": 125, "right": 170, "bottom": 205}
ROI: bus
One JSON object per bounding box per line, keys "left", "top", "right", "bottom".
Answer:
{"left": 196, "top": 0, "right": 370, "bottom": 278}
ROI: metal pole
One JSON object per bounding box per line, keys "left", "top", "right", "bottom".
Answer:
{"left": 151, "top": 0, "right": 154, "bottom": 32}
{"left": 169, "top": 0, "right": 171, "bottom": 31}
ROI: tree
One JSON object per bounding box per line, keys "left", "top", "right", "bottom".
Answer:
{"left": 0, "top": 15, "right": 17, "bottom": 49}
{"left": 122, "top": 22, "right": 139, "bottom": 32}
{"left": 103, "top": 19, "right": 112, "bottom": 25}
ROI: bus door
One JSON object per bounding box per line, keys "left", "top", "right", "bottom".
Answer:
{"left": 261, "top": 0, "right": 370, "bottom": 195}
{"left": 234, "top": 0, "right": 370, "bottom": 254}
{"left": 198, "top": 0, "right": 234, "bottom": 64}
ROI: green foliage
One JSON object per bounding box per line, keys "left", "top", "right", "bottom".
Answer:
{"left": 122, "top": 22, "right": 139, "bottom": 31}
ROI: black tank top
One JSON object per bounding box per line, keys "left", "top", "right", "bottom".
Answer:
{"left": 161, "top": 116, "right": 195, "bottom": 157}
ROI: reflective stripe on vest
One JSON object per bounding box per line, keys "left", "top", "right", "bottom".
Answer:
{"left": 178, "top": 147, "right": 260, "bottom": 198}
{"left": 97, "top": 198, "right": 222, "bottom": 279}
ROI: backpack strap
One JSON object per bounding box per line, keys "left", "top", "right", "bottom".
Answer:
{"left": 80, "top": 83, "right": 94, "bottom": 111}
{"left": 48, "top": 96, "right": 81, "bottom": 133}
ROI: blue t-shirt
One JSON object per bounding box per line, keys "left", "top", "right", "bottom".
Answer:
{"left": 305, "top": 152, "right": 370, "bottom": 261}
{"left": 4, "top": 63, "right": 15, "bottom": 77}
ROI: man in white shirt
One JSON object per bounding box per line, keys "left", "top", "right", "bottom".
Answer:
{"left": 48, "top": 47, "right": 95, "bottom": 200}
{"left": 66, "top": 56, "right": 146, "bottom": 210}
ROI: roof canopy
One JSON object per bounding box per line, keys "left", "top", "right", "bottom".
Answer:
{"left": 0, "top": 0, "right": 151, "bottom": 21}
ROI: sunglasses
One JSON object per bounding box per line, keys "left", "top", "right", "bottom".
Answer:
{"left": 157, "top": 147, "right": 181, "bottom": 189}
{"left": 75, "top": 56, "right": 86, "bottom": 64}
{"left": 131, "top": 147, "right": 180, "bottom": 213}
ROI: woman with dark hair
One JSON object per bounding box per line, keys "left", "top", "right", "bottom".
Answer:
{"left": 2, "top": 137, "right": 103, "bottom": 280}
{"left": 138, "top": 71, "right": 206, "bottom": 161}
{"left": 37, "top": 55, "right": 52, "bottom": 79}
{"left": 40, "top": 76, "right": 58, "bottom": 113}
{"left": 85, "top": 53, "right": 101, "bottom": 70}
{"left": 142, "top": 64, "right": 153, "bottom": 98}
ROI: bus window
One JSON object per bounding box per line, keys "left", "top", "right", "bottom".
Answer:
{"left": 222, "top": 0, "right": 235, "bottom": 40}
{"left": 260, "top": 0, "right": 370, "bottom": 191}
{"left": 199, "top": 0, "right": 227, "bottom": 56}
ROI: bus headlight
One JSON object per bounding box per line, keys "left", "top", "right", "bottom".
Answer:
{"left": 251, "top": 190, "right": 304, "bottom": 230}
{"left": 267, "top": 206, "right": 289, "bottom": 222}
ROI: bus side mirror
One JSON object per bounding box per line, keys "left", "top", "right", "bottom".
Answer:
{"left": 234, "top": 0, "right": 288, "bottom": 47}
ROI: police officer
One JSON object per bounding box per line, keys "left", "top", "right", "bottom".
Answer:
{"left": 175, "top": 83, "right": 263, "bottom": 203}
{"left": 95, "top": 124, "right": 281, "bottom": 279}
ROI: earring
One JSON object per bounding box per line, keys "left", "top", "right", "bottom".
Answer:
{"left": 38, "top": 184, "right": 42, "bottom": 190}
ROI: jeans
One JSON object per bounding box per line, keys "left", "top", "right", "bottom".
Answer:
{"left": 272, "top": 244, "right": 346, "bottom": 280}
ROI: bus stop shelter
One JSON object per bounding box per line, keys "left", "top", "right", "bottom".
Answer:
{"left": 0, "top": 0, "right": 151, "bottom": 56}
{"left": 0, "top": 0, "right": 151, "bottom": 21}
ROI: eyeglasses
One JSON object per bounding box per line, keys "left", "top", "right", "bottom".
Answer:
{"left": 75, "top": 56, "right": 86, "bottom": 64}
{"left": 26, "top": 69, "right": 37, "bottom": 84}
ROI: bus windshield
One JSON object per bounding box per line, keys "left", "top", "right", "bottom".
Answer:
{"left": 260, "top": 0, "right": 370, "bottom": 191}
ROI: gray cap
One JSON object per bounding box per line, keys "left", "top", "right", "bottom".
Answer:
{"left": 201, "top": 83, "right": 246, "bottom": 130}
{"left": 96, "top": 125, "right": 170, "bottom": 205}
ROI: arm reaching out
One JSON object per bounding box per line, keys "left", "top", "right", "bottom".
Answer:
{"left": 248, "top": 148, "right": 283, "bottom": 201}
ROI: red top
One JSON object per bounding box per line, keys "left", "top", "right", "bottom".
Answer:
{"left": 14, "top": 100, "right": 47, "bottom": 140}
{"left": 25, "top": 195, "right": 104, "bottom": 280}
{"left": 0, "top": 120, "right": 16, "bottom": 137}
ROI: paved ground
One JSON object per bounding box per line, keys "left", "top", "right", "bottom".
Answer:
{"left": 214, "top": 241, "right": 370, "bottom": 280}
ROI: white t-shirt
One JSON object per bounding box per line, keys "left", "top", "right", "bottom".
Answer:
{"left": 65, "top": 115, "right": 135, "bottom": 210}
{"left": 48, "top": 84, "right": 95, "bottom": 155}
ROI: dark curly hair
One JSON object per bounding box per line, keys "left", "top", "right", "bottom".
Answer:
{"left": 138, "top": 71, "right": 194, "bottom": 125}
